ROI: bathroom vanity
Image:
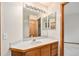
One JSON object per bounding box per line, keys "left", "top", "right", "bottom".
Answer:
{"left": 10, "top": 38, "right": 58, "bottom": 56}
{"left": 10, "top": 3, "right": 58, "bottom": 56}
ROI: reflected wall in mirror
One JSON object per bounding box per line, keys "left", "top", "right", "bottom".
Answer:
{"left": 42, "top": 16, "right": 47, "bottom": 30}
{"left": 48, "top": 12, "right": 56, "bottom": 30}
{"left": 42, "top": 12, "right": 56, "bottom": 30}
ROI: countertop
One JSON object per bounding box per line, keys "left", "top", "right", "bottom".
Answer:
{"left": 10, "top": 37, "right": 58, "bottom": 50}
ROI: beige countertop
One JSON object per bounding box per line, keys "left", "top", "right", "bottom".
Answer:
{"left": 10, "top": 37, "right": 58, "bottom": 50}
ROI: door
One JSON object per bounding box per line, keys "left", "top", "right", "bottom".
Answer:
{"left": 29, "top": 20, "right": 38, "bottom": 37}
{"left": 64, "top": 2, "right": 79, "bottom": 56}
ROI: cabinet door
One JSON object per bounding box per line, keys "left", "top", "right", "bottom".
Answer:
{"left": 25, "top": 48, "right": 40, "bottom": 56}
{"left": 41, "top": 45, "right": 50, "bottom": 56}
{"left": 51, "top": 42, "right": 58, "bottom": 56}
{"left": 51, "top": 49, "right": 58, "bottom": 56}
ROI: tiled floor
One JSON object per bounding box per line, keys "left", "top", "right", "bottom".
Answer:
{"left": 64, "top": 43, "right": 79, "bottom": 56}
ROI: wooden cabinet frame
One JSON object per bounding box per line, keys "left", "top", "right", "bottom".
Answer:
{"left": 60, "top": 2, "right": 69, "bottom": 56}
{"left": 0, "top": 2, "right": 1, "bottom": 56}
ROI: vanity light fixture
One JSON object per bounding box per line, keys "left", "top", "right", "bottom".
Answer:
{"left": 25, "top": 4, "right": 46, "bottom": 13}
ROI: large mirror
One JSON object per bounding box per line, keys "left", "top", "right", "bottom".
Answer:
{"left": 23, "top": 3, "right": 56, "bottom": 39}
{"left": 23, "top": 4, "right": 41, "bottom": 38}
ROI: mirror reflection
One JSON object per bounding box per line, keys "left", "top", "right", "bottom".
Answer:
{"left": 23, "top": 3, "right": 56, "bottom": 38}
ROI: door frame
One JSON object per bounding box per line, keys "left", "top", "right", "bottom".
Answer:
{"left": 0, "top": 2, "right": 1, "bottom": 56}
{"left": 60, "top": 2, "right": 69, "bottom": 56}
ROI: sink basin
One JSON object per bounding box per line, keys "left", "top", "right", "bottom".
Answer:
{"left": 31, "top": 40, "right": 42, "bottom": 45}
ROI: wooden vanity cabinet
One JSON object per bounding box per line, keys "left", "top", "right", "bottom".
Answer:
{"left": 25, "top": 48, "right": 40, "bottom": 56}
{"left": 25, "top": 45, "right": 51, "bottom": 56}
{"left": 11, "top": 42, "right": 58, "bottom": 56}
{"left": 41, "top": 44, "right": 50, "bottom": 56}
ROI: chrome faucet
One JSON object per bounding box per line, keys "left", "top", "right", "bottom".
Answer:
{"left": 33, "top": 38, "right": 36, "bottom": 41}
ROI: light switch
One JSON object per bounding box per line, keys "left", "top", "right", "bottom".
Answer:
{"left": 3, "top": 32, "right": 8, "bottom": 40}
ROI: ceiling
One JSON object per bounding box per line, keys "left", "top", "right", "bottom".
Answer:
{"left": 65, "top": 2, "right": 79, "bottom": 15}
{"left": 29, "top": 2, "right": 59, "bottom": 9}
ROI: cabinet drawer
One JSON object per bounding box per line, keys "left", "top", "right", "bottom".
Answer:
{"left": 52, "top": 42, "right": 58, "bottom": 49}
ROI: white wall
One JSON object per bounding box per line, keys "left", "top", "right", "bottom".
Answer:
{"left": 1, "top": 2, "right": 23, "bottom": 56}
{"left": 64, "top": 2, "right": 79, "bottom": 43}
{"left": 41, "top": 5, "right": 60, "bottom": 40}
